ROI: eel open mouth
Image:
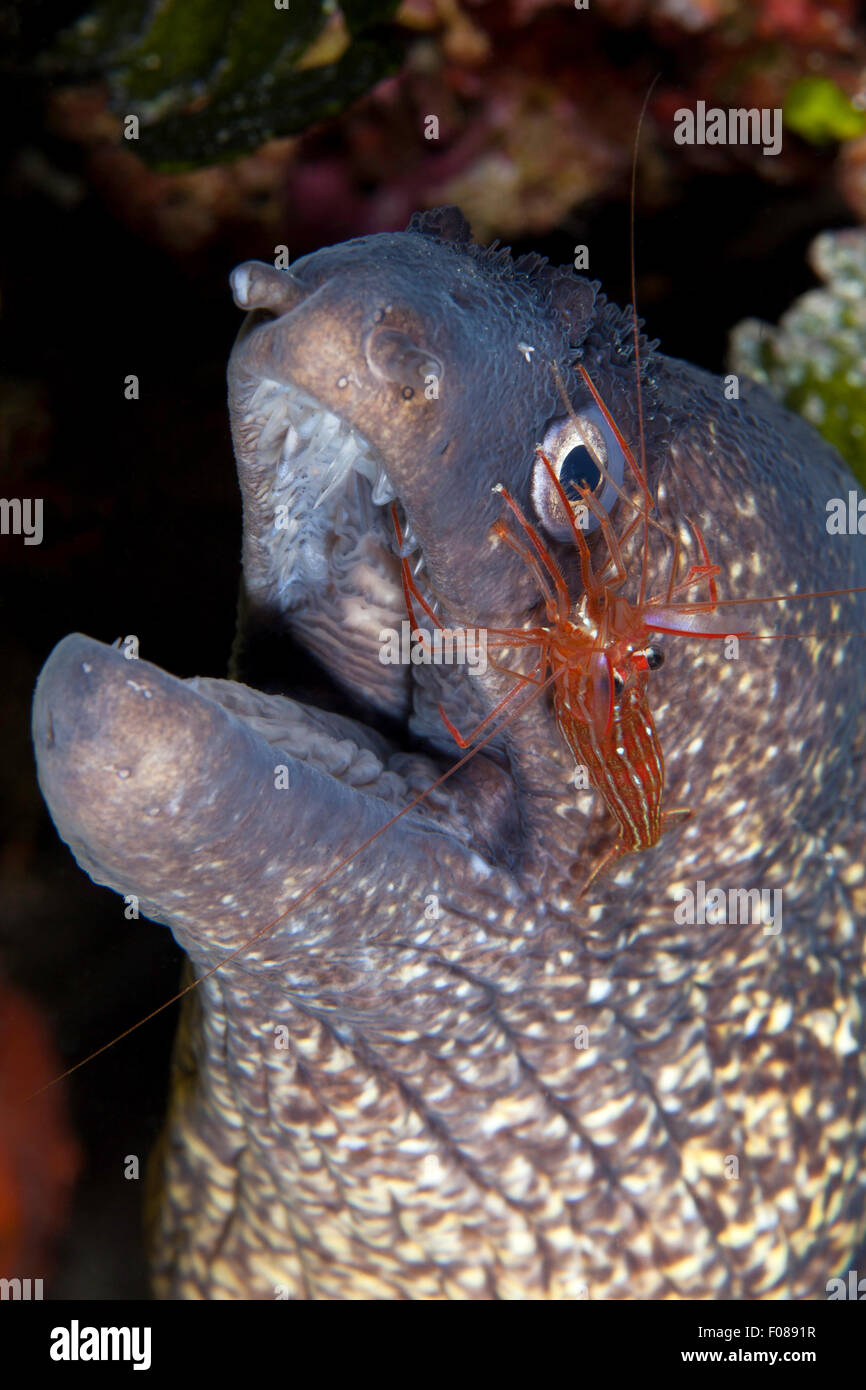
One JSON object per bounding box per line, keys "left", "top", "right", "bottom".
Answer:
{"left": 243, "top": 374, "right": 400, "bottom": 601}
{"left": 232, "top": 366, "right": 432, "bottom": 725}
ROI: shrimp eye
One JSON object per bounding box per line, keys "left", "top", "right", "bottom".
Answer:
{"left": 631, "top": 645, "right": 664, "bottom": 673}
{"left": 612, "top": 669, "right": 625, "bottom": 696}
{"left": 531, "top": 401, "right": 626, "bottom": 541}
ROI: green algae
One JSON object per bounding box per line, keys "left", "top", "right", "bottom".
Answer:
{"left": 50, "top": 0, "right": 403, "bottom": 169}
{"left": 783, "top": 77, "right": 866, "bottom": 145}
{"left": 729, "top": 230, "right": 866, "bottom": 486}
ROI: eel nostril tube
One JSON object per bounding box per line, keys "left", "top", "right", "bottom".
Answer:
{"left": 230, "top": 261, "right": 307, "bottom": 316}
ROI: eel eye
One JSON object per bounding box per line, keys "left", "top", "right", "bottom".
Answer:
{"left": 531, "top": 401, "right": 626, "bottom": 541}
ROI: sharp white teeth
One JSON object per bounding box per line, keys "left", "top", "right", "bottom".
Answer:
{"left": 248, "top": 379, "right": 279, "bottom": 413}
{"left": 242, "top": 370, "right": 429, "bottom": 610}
{"left": 412, "top": 555, "right": 425, "bottom": 577}
{"left": 260, "top": 403, "right": 289, "bottom": 449}
{"left": 314, "top": 438, "right": 358, "bottom": 509}
{"left": 296, "top": 412, "right": 319, "bottom": 441}
{"left": 398, "top": 524, "right": 419, "bottom": 558}
{"left": 371, "top": 469, "right": 397, "bottom": 506}
{"left": 353, "top": 451, "right": 378, "bottom": 485}
{"left": 318, "top": 417, "right": 341, "bottom": 451}
{"left": 314, "top": 469, "right": 346, "bottom": 510}
{"left": 280, "top": 424, "right": 299, "bottom": 466}
{"left": 333, "top": 436, "right": 358, "bottom": 473}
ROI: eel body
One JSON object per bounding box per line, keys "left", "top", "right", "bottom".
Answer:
{"left": 32, "top": 208, "right": 866, "bottom": 1298}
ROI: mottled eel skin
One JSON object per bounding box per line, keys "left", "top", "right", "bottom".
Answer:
{"left": 33, "top": 209, "right": 866, "bottom": 1299}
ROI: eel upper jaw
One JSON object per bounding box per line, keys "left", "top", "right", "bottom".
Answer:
{"left": 230, "top": 365, "right": 450, "bottom": 734}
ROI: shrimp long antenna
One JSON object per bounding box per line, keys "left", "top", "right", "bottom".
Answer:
{"left": 631, "top": 73, "right": 661, "bottom": 607}
{"left": 652, "top": 584, "right": 866, "bottom": 612}
{"left": 551, "top": 360, "right": 662, "bottom": 527}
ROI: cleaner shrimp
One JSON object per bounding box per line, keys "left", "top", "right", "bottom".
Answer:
{"left": 395, "top": 326, "right": 866, "bottom": 895}
{"left": 394, "top": 356, "right": 753, "bottom": 893}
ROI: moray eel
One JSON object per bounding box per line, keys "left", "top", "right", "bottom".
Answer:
{"left": 33, "top": 208, "right": 866, "bottom": 1299}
